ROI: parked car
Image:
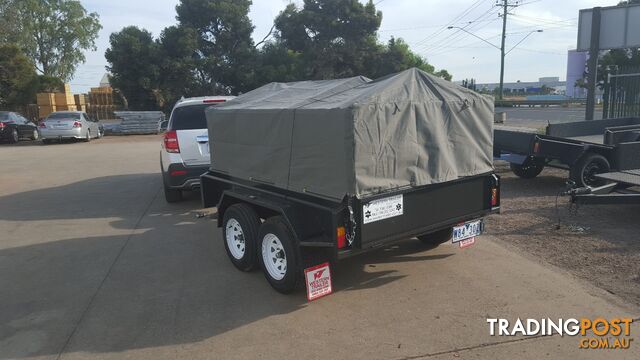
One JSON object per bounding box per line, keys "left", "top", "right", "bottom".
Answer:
{"left": 160, "top": 96, "right": 235, "bottom": 202}
{"left": 0, "top": 111, "right": 39, "bottom": 143}
{"left": 39, "top": 111, "right": 103, "bottom": 144}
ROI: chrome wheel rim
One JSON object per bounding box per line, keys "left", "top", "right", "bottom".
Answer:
{"left": 262, "top": 233, "right": 287, "bottom": 280}
{"left": 225, "top": 219, "right": 245, "bottom": 259}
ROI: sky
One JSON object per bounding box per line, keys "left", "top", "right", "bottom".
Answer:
{"left": 70, "top": 0, "right": 619, "bottom": 93}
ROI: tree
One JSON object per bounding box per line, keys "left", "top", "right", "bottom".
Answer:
{"left": 269, "top": 1, "right": 450, "bottom": 82}
{"left": 105, "top": 27, "right": 161, "bottom": 110}
{"left": 273, "top": 0, "right": 382, "bottom": 79}
{"left": 175, "top": 0, "right": 257, "bottom": 94}
{"left": 0, "top": 44, "right": 38, "bottom": 108}
{"left": 157, "top": 25, "right": 200, "bottom": 110}
{"left": 0, "top": 0, "right": 101, "bottom": 81}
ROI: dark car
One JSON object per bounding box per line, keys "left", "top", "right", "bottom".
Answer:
{"left": 0, "top": 111, "right": 39, "bottom": 143}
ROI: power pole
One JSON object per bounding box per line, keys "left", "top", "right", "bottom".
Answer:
{"left": 498, "top": 0, "right": 508, "bottom": 100}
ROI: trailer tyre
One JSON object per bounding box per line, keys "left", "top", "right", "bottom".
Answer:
{"left": 418, "top": 227, "right": 452, "bottom": 246}
{"left": 223, "top": 204, "right": 261, "bottom": 272}
{"left": 570, "top": 153, "right": 610, "bottom": 188}
{"left": 510, "top": 157, "right": 545, "bottom": 179}
{"left": 258, "top": 217, "right": 301, "bottom": 294}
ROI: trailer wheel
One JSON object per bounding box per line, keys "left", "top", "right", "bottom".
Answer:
{"left": 417, "top": 227, "right": 452, "bottom": 246}
{"left": 222, "top": 204, "right": 261, "bottom": 272}
{"left": 570, "top": 153, "right": 610, "bottom": 188}
{"left": 258, "top": 216, "right": 301, "bottom": 294}
{"left": 510, "top": 157, "right": 545, "bottom": 179}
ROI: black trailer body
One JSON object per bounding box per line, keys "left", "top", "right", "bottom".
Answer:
{"left": 494, "top": 117, "right": 640, "bottom": 187}
{"left": 202, "top": 171, "right": 500, "bottom": 259}
{"left": 201, "top": 68, "right": 501, "bottom": 294}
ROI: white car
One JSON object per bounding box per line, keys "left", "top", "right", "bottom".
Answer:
{"left": 39, "top": 111, "right": 103, "bottom": 144}
{"left": 160, "top": 96, "right": 235, "bottom": 202}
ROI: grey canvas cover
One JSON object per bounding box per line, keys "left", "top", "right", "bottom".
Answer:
{"left": 206, "top": 68, "right": 494, "bottom": 201}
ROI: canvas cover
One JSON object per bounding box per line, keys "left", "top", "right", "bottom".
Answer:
{"left": 206, "top": 68, "right": 494, "bottom": 201}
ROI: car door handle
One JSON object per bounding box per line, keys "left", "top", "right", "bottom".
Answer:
{"left": 196, "top": 136, "right": 208, "bottom": 143}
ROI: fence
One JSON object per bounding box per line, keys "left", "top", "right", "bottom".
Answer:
{"left": 603, "top": 67, "right": 640, "bottom": 119}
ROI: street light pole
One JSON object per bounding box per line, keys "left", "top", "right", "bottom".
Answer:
{"left": 446, "top": 26, "right": 542, "bottom": 97}
{"left": 499, "top": 0, "right": 508, "bottom": 100}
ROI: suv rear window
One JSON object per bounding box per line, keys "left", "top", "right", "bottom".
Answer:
{"left": 47, "top": 113, "right": 81, "bottom": 120}
{"left": 169, "top": 104, "right": 211, "bottom": 130}
{"left": 0, "top": 112, "right": 11, "bottom": 120}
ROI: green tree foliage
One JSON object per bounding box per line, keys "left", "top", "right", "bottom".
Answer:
{"left": 105, "top": 0, "right": 451, "bottom": 110}
{"left": 36, "top": 75, "right": 65, "bottom": 93}
{"left": 105, "top": 27, "right": 161, "bottom": 110}
{"left": 175, "top": 0, "right": 257, "bottom": 94}
{"left": 0, "top": 44, "right": 39, "bottom": 108}
{"left": 0, "top": 0, "right": 101, "bottom": 81}
{"left": 267, "top": 0, "right": 450, "bottom": 82}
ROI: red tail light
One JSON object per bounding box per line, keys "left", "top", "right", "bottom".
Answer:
{"left": 0, "top": 122, "right": 5, "bottom": 129}
{"left": 491, "top": 188, "right": 498, "bottom": 206}
{"left": 73, "top": 121, "right": 82, "bottom": 128}
{"left": 337, "top": 226, "right": 347, "bottom": 249}
{"left": 170, "top": 170, "right": 187, "bottom": 177}
{"left": 164, "top": 130, "right": 180, "bottom": 153}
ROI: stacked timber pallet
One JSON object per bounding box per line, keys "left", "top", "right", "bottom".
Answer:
{"left": 36, "top": 93, "right": 56, "bottom": 118}
{"left": 37, "top": 84, "right": 77, "bottom": 118}
{"left": 88, "top": 86, "right": 115, "bottom": 120}
{"left": 74, "top": 94, "right": 88, "bottom": 112}
{"left": 114, "top": 111, "right": 164, "bottom": 135}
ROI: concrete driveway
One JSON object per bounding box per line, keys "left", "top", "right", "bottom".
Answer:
{"left": 0, "top": 136, "right": 638, "bottom": 360}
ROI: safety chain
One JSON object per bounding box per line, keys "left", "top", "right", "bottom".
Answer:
{"left": 346, "top": 197, "right": 357, "bottom": 245}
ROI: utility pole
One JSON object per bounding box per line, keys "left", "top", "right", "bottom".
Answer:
{"left": 498, "top": 0, "right": 509, "bottom": 100}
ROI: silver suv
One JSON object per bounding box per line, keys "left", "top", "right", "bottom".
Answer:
{"left": 160, "top": 96, "right": 234, "bottom": 202}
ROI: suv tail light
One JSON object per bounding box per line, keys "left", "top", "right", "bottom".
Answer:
{"left": 73, "top": 121, "right": 82, "bottom": 128}
{"left": 164, "top": 130, "right": 180, "bottom": 153}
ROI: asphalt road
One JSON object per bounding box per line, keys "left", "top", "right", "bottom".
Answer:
{"left": 0, "top": 136, "right": 638, "bottom": 360}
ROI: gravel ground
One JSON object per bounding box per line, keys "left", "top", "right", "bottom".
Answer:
{"left": 486, "top": 161, "right": 640, "bottom": 308}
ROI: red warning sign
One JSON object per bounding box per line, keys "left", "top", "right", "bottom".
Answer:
{"left": 304, "top": 262, "right": 333, "bottom": 301}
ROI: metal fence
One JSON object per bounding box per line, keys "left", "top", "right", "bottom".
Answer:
{"left": 603, "top": 67, "right": 640, "bottom": 119}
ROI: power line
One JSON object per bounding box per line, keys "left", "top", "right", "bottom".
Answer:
{"left": 412, "top": 0, "right": 488, "bottom": 49}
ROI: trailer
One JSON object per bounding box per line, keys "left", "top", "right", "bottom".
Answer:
{"left": 201, "top": 68, "right": 501, "bottom": 294}
{"left": 563, "top": 170, "right": 640, "bottom": 205}
{"left": 494, "top": 117, "right": 640, "bottom": 187}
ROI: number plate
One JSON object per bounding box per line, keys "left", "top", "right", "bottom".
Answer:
{"left": 452, "top": 220, "right": 483, "bottom": 243}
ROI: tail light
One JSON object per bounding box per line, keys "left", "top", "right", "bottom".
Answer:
{"left": 337, "top": 226, "right": 347, "bottom": 249}
{"left": 0, "top": 122, "right": 4, "bottom": 129}
{"left": 533, "top": 142, "right": 540, "bottom": 154}
{"left": 39, "top": 122, "right": 47, "bottom": 128}
{"left": 170, "top": 170, "right": 187, "bottom": 177}
{"left": 491, "top": 188, "right": 499, "bottom": 206}
{"left": 73, "top": 121, "right": 82, "bottom": 128}
{"left": 164, "top": 130, "right": 180, "bottom": 153}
